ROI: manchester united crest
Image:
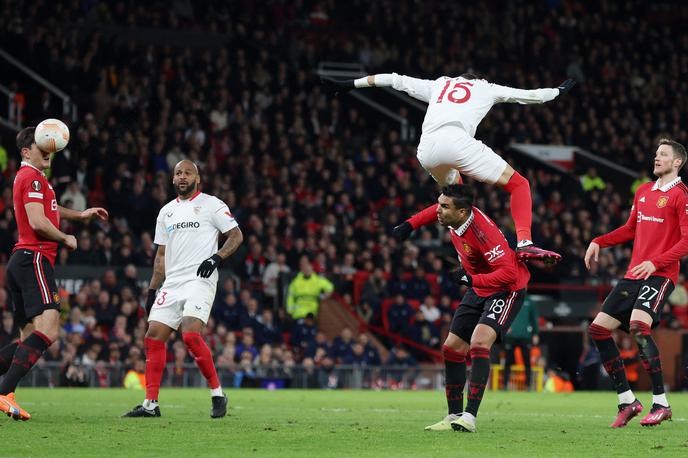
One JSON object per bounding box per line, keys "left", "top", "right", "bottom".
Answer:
{"left": 657, "top": 196, "right": 669, "bottom": 208}
{"left": 463, "top": 242, "right": 472, "bottom": 254}
{"left": 53, "top": 292, "right": 61, "bottom": 305}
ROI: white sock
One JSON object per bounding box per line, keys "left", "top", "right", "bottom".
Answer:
{"left": 461, "top": 412, "right": 476, "bottom": 424}
{"left": 210, "top": 387, "right": 223, "bottom": 397}
{"left": 143, "top": 399, "right": 158, "bottom": 410}
{"left": 618, "top": 390, "right": 635, "bottom": 405}
{"left": 652, "top": 393, "right": 669, "bottom": 407}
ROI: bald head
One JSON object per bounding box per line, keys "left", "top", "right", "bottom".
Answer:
{"left": 172, "top": 159, "right": 200, "bottom": 199}
{"left": 174, "top": 159, "right": 198, "bottom": 174}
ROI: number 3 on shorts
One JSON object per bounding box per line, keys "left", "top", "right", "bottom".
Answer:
{"left": 156, "top": 291, "right": 167, "bottom": 305}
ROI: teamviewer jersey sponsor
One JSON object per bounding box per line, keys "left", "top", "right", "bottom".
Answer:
{"left": 449, "top": 207, "right": 530, "bottom": 297}
{"left": 154, "top": 191, "right": 238, "bottom": 284}
{"left": 388, "top": 73, "right": 559, "bottom": 138}
{"left": 593, "top": 177, "right": 688, "bottom": 284}
{"left": 13, "top": 162, "right": 60, "bottom": 265}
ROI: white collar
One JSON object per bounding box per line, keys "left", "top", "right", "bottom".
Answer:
{"left": 452, "top": 209, "right": 474, "bottom": 236}
{"left": 651, "top": 176, "right": 682, "bottom": 192}
{"left": 20, "top": 161, "right": 46, "bottom": 176}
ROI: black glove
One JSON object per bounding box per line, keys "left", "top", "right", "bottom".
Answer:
{"left": 145, "top": 289, "right": 157, "bottom": 315}
{"left": 321, "top": 78, "right": 355, "bottom": 95}
{"left": 557, "top": 79, "right": 576, "bottom": 95}
{"left": 450, "top": 267, "right": 472, "bottom": 287}
{"left": 197, "top": 254, "right": 223, "bottom": 278}
{"left": 392, "top": 221, "right": 413, "bottom": 242}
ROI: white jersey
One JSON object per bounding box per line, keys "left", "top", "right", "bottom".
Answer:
{"left": 154, "top": 191, "right": 238, "bottom": 285}
{"left": 389, "top": 73, "right": 559, "bottom": 138}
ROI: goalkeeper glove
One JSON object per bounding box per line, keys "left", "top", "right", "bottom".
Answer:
{"left": 145, "top": 289, "right": 157, "bottom": 315}
{"left": 392, "top": 221, "right": 413, "bottom": 242}
{"left": 450, "top": 267, "right": 472, "bottom": 287}
{"left": 557, "top": 79, "right": 576, "bottom": 95}
{"left": 321, "top": 78, "right": 355, "bottom": 95}
{"left": 197, "top": 254, "right": 223, "bottom": 278}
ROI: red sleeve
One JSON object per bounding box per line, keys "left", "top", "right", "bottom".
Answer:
{"left": 592, "top": 192, "right": 637, "bottom": 248}
{"left": 407, "top": 203, "right": 438, "bottom": 229}
{"left": 650, "top": 193, "right": 688, "bottom": 268}
{"left": 16, "top": 175, "right": 44, "bottom": 205}
{"left": 470, "top": 211, "right": 518, "bottom": 289}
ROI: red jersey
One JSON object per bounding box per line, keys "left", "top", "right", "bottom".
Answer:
{"left": 593, "top": 177, "right": 688, "bottom": 284}
{"left": 13, "top": 162, "right": 60, "bottom": 265}
{"left": 449, "top": 207, "right": 530, "bottom": 296}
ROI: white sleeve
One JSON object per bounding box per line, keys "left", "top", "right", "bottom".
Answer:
{"left": 384, "top": 73, "right": 433, "bottom": 103}
{"left": 489, "top": 83, "right": 559, "bottom": 105}
{"left": 153, "top": 211, "right": 168, "bottom": 246}
{"left": 211, "top": 199, "right": 239, "bottom": 234}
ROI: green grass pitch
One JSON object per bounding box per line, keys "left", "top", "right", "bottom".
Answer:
{"left": 1, "top": 389, "right": 687, "bottom": 457}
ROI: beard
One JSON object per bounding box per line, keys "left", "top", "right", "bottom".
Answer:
{"left": 174, "top": 181, "right": 197, "bottom": 198}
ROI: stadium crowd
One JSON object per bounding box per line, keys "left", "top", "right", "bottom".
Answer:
{"left": 1, "top": 0, "right": 687, "bottom": 386}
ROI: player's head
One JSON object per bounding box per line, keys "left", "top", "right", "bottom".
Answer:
{"left": 16, "top": 127, "right": 52, "bottom": 170}
{"left": 459, "top": 72, "right": 478, "bottom": 80}
{"left": 172, "top": 159, "right": 200, "bottom": 198}
{"left": 437, "top": 184, "right": 474, "bottom": 228}
{"left": 653, "top": 138, "right": 687, "bottom": 177}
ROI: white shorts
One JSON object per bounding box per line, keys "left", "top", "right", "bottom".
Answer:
{"left": 416, "top": 127, "right": 508, "bottom": 185}
{"left": 148, "top": 278, "right": 216, "bottom": 330}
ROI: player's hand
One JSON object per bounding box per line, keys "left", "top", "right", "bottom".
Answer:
{"left": 630, "top": 261, "right": 657, "bottom": 280}
{"left": 584, "top": 242, "right": 600, "bottom": 270}
{"left": 321, "top": 78, "right": 355, "bottom": 95}
{"left": 392, "top": 221, "right": 413, "bottom": 242}
{"left": 557, "top": 79, "right": 576, "bottom": 95}
{"left": 145, "top": 289, "right": 157, "bottom": 315}
{"left": 81, "top": 207, "right": 109, "bottom": 222}
{"left": 450, "top": 267, "right": 472, "bottom": 287}
{"left": 64, "top": 234, "right": 77, "bottom": 251}
{"left": 197, "top": 254, "right": 223, "bottom": 278}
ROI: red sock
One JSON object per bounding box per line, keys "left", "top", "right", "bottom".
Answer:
{"left": 502, "top": 171, "right": 532, "bottom": 242}
{"left": 144, "top": 337, "right": 166, "bottom": 400}
{"left": 183, "top": 332, "right": 220, "bottom": 390}
{"left": 407, "top": 203, "right": 439, "bottom": 229}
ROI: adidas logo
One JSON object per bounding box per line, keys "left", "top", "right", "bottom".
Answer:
{"left": 642, "top": 301, "right": 651, "bottom": 308}
{"left": 487, "top": 313, "right": 496, "bottom": 319}
{"left": 639, "top": 196, "right": 646, "bottom": 203}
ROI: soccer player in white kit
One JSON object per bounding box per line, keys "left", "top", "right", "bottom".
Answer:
{"left": 325, "top": 73, "right": 575, "bottom": 261}
{"left": 123, "top": 160, "right": 243, "bottom": 419}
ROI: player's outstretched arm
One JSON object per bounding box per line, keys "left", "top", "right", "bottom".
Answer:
{"left": 584, "top": 241, "right": 600, "bottom": 270}
{"left": 26, "top": 202, "right": 77, "bottom": 250}
{"left": 322, "top": 73, "right": 432, "bottom": 102}
{"left": 58, "top": 205, "right": 109, "bottom": 222}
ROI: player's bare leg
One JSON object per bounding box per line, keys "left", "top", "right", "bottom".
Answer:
{"left": 181, "top": 317, "right": 227, "bottom": 418}
{"left": 495, "top": 165, "right": 561, "bottom": 263}
{"left": 425, "top": 333, "right": 468, "bottom": 431}
{"left": 589, "top": 313, "right": 643, "bottom": 427}
{"left": 122, "top": 321, "right": 172, "bottom": 418}
{"left": 452, "top": 324, "right": 497, "bottom": 433}
{"left": 628, "top": 310, "right": 672, "bottom": 426}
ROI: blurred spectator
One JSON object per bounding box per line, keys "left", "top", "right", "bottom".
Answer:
{"left": 580, "top": 167, "right": 606, "bottom": 192}
{"left": 262, "top": 252, "right": 291, "bottom": 308}
{"left": 286, "top": 256, "right": 334, "bottom": 320}
{"left": 387, "top": 294, "right": 414, "bottom": 334}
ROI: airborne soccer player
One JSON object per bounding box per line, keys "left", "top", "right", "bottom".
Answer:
{"left": 0, "top": 127, "right": 108, "bottom": 420}
{"left": 584, "top": 139, "right": 688, "bottom": 428}
{"left": 325, "top": 73, "right": 575, "bottom": 262}
{"left": 397, "top": 184, "right": 529, "bottom": 433}
{"left": 122, "top": 160, "right": 243, "bottom": 419}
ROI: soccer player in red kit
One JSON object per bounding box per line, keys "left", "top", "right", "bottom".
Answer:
{"left": 584, "top": 139, "right": 688, "bottom": 428}
{"left": 397, "top": 184, "right": 530, "bottom": 433}
{"left": 0, "top": 127, "right": 107, "bottom": 420}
